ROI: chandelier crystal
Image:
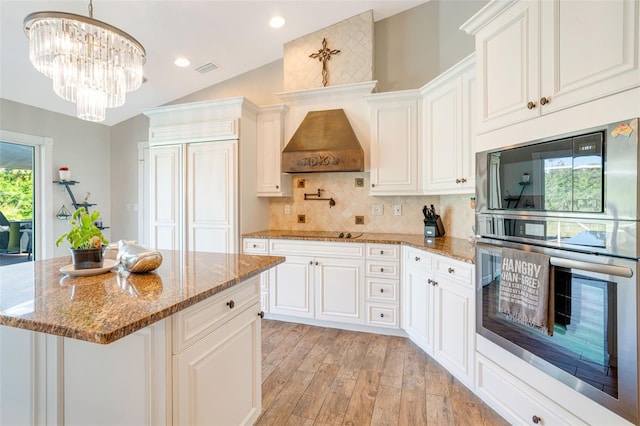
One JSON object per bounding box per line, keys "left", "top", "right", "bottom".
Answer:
{"left": 24, "top": 1, "right": 146, "bottom": 122}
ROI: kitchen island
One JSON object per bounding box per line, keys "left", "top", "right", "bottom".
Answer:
{"left": 0, "top": 250, "right": 285, "bottom": 425}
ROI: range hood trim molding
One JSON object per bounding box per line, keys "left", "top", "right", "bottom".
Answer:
{"left": 276, "top": 81, "right": 378, "bottom": 103}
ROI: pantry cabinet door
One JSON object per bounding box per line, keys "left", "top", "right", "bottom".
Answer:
{"left": 149, "top": 145, "right": 182, "bottom": 251}
{"left": 270, "top": 255, "right": 315, "bottom": 318}
{"left": 475, "top": 0, "right": 539, "bottom": 132}
{"left": 186, "top": 141, "right": 237, "bottom": 253}
{"left": 403, "top": 264, "right": 434, "bottom": 355}
{"left": 315, "top": 257, "right": 365, "bottom": 324}
{"left": 539, "top": 0, "right": 640, "bottom": 114}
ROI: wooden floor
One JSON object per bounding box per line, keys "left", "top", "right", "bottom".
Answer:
{"left": 257, "top": 319, "right": 509, "bottom": 426}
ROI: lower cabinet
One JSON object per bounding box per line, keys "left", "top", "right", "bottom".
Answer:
{"left": 402, "top": 246, "right": 475, "bottom": 388}
{"left": 173, "top": 303, "right": 262, "bottom": 426}
{"left": 270, "top": 254, "right": 315, "bottom": 318}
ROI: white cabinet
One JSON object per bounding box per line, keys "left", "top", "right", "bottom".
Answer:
{"left": 402, "top": 246, "right": 475, "bottom": 388}
{"left": 462, "top": 0, "right": 640, "bottom": 133}
{"left": 256, "top": 105, "right": 291, "bottom": 197}
{"left": 174, "top": 303, "right": 261, "bottom": 426}
{"left": 242, "top": 237, "right": 270, "bottom": 312}
{"left": 269, "top": 239, "right": 366, "bottom": 324}
{"left": 365, "top": 243, "right": 401, "bottom": 329}
{"left": 422, "top": 55, "right": 476, "bottom": 194}
{"left": 366, "top": 90, "right": 422, "bottom": 195}
{"left": 145, "top": 98, "right": 269, "bottom": 254}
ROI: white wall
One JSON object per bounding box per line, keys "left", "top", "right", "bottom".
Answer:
{"left": 0, "top": 99, "right": 112, "bottom": 258}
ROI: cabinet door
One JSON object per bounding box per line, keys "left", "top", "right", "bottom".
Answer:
{"left": 476, "top": 0, "right": 539, "bottom": 133}
{"left": 424, "top": 76, "right": 463, "bottom": 192}
{"left": 256, "top": 106, "right": 291, "bottom": 197}
{"left": 186, "top": 141, "right": 237, "bottom": 253}
{"left": 369, "top": 94, "right": 421, "bottom": 195}
{"left": 433, "top": 277, "right": 473, "bottom": 388}
{"left": 174, "top": 304, "right": 261, "bottom": 426}
{"left": 460, "top": 67, "right": 477, "bottom": 191}
{"left": 270, "top": 255, "right": 314, "bottom": 318}
{"left": 540, "top": 0, "right": 640, "bottom": 114}
{"left": 403, "top": 264, "right": 433, "bottom": 354}
{"left": 149, "top": 145, "right": 182, "bottom": 250}
{"left": 315, "top": 257, "right": 365, "bottom": 324}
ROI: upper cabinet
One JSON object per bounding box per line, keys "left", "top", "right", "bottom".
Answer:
{"left": 422, "top": 55, "right": 476, "bottom": 194}
{"left": 366, "top": 90, "right": 421, "bottom": 195}
{"left": 462, "top": 0, "right": 640, "bottom": 134}
{"left": 256, "top": 104, "right": 291, "bottom": 197}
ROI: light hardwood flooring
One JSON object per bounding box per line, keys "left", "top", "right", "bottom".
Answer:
{"left": 257, "top": 319, "right": 509, "bottom": 425}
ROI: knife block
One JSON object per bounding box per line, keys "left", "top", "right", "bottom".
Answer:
{"left": 424, "top": 217, "right": 445, "bottom": 238}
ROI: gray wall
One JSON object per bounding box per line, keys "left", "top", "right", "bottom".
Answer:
{"left": 0, "top": 98, "right": 112, "bottom": 258}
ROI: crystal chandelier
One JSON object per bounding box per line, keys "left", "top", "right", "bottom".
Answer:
{"left": 23, "top": 0, "right": 146, "bottom": 122}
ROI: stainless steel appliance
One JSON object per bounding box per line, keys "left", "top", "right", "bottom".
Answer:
{"left": 475, "top": 118, "right": 640, "bottom": 423}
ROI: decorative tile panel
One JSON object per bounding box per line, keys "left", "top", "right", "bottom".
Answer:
{"left": 284, "top": 11, "right": 374, "bottom": 91}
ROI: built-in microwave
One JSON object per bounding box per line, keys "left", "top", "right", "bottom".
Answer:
{"left": 476, "top": 118, "right": 640, "bottom": 221}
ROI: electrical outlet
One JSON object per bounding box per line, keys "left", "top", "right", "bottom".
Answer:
{"left": 297, "top": 214, "right": 306, "bottom": 223}
{"left": 284, "top": 204, "right": 291, "bottom": 215}
{"left": 372, "top": 204, "right": 383, "bottom": 216}
{"left": 297, "top": 179, "right": 306, "bottom": 189}
{"left": 393, "top": 205, "right": 402, "bottom": 216}
{"left": 355, "top": 216, "right": 365, "bottom": 225}
{"left": 355, "top": 178, "right": 364, "bottom": 187}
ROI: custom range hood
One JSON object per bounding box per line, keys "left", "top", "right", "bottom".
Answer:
{"left": 282, "top": 109, "right": 364, "bottom": 173}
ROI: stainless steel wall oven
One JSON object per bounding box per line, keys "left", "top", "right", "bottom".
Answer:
{"left": 475, "top": 119, "right": 639, "bottom": 423}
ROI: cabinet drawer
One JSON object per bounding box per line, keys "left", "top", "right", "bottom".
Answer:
{"left": 366, "top": 304, "right": 399, "bottom": 328}
{"left": 366, "top": 260, "right": 400, "bottom": 279}
{"left": 434, "top": 256, "right": 473, "bottom": 287}
{"left": 476, "top": 355, "right": 581, "bottom": 425}
{"left": 173, "top": 277, "right": 260, "bottom": 353}
{"left": 366, "top": 278, "right": 399, "bottom": 303}
{"left": 366, "top": 244, "right": 400, "bottom": 261}
{"left": 242, "top": 238, "right": 268, "bottom": 254}
{"left": 270, "top": 239, "right": 364, "bottom": 258}
{"left": 404, "top": 246, "right": 433, "bottom": 272}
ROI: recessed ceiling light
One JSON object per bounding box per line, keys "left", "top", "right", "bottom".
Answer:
{"left": 174, "top": 57, "right": 191, "bottom": 68}
{"left": 269, "top": 16, "right": 286, "bottom": 29}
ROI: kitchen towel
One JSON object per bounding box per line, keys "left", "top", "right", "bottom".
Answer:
{"left": 498, "top": 247, "right": 554, "bottom": 336}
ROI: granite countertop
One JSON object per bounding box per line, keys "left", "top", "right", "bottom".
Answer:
{"left": 0, "top": 251, "right": 284, "bottom": 344}
{"left": 242, "top": 230, "right": 475, "bottom": 264}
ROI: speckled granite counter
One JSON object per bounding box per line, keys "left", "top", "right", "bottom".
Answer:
{"left": 0, "top": 251, "right": 284, "bottom": 344}
{"left": 242, "top": 230, "right": 475, "bottom": 263}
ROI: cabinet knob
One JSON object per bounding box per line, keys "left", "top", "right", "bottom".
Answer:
{"left": 252, "top": 244, "right": 257, "bottom": 248}
{"left": 428, "top": 278, "right": 433, "bottom": 284}
{"left": 380, "top": 267, "right": 384, "bottom": 272}
{"left": 315, "top": 261, "right": 319, "bottom": 266}
{"left": 460, "top": 178, "right": 467, "bottom": 183}
{"left": 372, "top": 183, "right": 375, "bottom": 188}
{"left": 380, "top": 250, "right": 384, "bottom": 255}
{"left": 258, "top": 311, "right": 265, "bottom": 319}
{"left": 310, "top": 260, "right": 313, "bottom": 265}
{"left": 380, "top": 288, "right": 384, "bottom": 293}
{"left": 448, "top": 267, "right": 455, "bottom": 274}
{"left": 415, "top": 256, "right": 420, "bottom": 262}
{"left": 433, "top": 280, "right": 438, "bottom": 286}
{"left": 455, "top": 178, "right": 461, "bottom": 184}
{"left": 540, "top": 97, "right": 550, "bottom": 105}
{"left": 532, "top": 415, "right": 541, "bottom": 424}
{"left": 380, "top": 313, "right": 385, "bottom": 318}
{"left": 527, "top": 101, "right": 537, "bottom": 110}
{"left": 226, "top": 300, "right": 235, "bottom": 309}
{"left": 276, "top": 185, "right": 279, "bottom": 189}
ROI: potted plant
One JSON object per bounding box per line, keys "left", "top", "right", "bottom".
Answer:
{"left": 56, "top": 207, "right": 109, "bottom": 270}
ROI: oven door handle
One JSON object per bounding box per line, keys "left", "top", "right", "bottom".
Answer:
{"left": 550, "top": 257, "right": 633, "bottom": 278}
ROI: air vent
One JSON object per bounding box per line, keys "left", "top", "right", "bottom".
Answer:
{"left": 195, "top": 63, "right": 218, "bottom": 74}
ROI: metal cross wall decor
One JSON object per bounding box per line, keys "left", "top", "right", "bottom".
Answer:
{"left": 309, "top": 38, "right": 341, "bottom": 87}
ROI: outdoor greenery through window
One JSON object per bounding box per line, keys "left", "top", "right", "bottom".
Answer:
{"left": 0, "top": 168, "right": 33, "bottom": 220}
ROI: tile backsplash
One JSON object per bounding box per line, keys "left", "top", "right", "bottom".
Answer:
{"left": 268, "top": 172, "right": 475, "bottom": 239}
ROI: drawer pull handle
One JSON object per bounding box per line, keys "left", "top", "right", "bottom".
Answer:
{"left": 380, "top": 288, "right": 384, "bottom": 293}
{"left": 415, "top": 256, "right": 420, "bottom": 262}
{"left": 258, "top": 311, "right": 264, "bottom": 319}
{"left": 226, "top": 300, "right": 235, "bottom": 309}
{"left": 380, "top": 313, "right": 385, "bottom": 318}
{"left": 380, "top": 250, "right": 384, "bottom": 255}
{"left": 448, "top": 267, "right": 454, "bottom": 274}
{"left": 532, "top": 415, "right": 541, "bottom": 424}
